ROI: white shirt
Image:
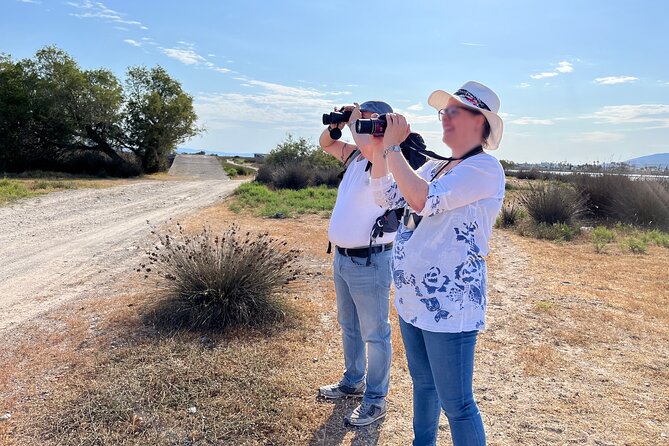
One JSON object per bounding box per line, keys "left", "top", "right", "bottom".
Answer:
{"left": 328, "top": 155, "right": 396, "bottom": 249}
{"left": 370, "top": 153, "right": 505, "bottom": 333}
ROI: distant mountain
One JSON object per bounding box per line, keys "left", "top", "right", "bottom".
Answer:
{"left": 627, "top": 153, "right": 669, "bottom": 168}
{"left": 176, "top": 148, "right": 262, "bottom": 157}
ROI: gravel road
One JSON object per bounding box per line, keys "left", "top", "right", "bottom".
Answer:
{"left": 0, "top": 155, "right": 241, "bottom": 332}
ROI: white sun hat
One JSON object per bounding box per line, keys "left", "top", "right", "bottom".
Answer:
{"left": 427, "top": 81, "right": 504, "bottom": 150}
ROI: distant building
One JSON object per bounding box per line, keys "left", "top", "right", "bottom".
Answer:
{"left": 254, "top": 153, "right": 266, "bottom": 160}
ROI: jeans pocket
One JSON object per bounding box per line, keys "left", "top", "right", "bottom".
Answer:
{"left": 350, "top": 255, "right": 373, "bottom": 267}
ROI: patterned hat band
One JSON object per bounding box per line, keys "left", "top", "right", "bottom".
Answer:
{"left": 454, "top": 89, "right": 491, "bottom": 112}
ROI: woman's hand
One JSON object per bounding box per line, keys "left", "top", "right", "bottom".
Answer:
{"left": 382, "top": 113, "right": 411, "bottom": 149}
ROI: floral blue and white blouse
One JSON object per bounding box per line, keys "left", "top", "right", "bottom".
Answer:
{"left": 370, "top": 153, "right": 505, "bottom": 333}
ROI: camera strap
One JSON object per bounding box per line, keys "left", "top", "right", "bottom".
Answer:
{"left": 430, "top": 145, "right": 484, "bottom": 180}
{"left": 400, "top": 145, "right": 485, "bottom": 232}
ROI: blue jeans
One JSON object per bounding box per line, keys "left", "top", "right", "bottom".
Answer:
{"left": 333, "top": 249, "right": 392, "bottom": 405}
{"left": 399, "top": 317, "right": 486, "bottom": 446}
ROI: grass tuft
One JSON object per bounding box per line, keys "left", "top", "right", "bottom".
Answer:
{"left": 520, "top": 183, "right": 587, "bottom": 227}
{"left": 141, "top": 223, "right": 300, "bottom": 330}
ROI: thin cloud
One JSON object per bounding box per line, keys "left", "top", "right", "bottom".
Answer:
{"left": 584, "top": 104, "right": 669, "bottom": 129}
{"left": 460, "top": 42, "right": 485, "bottom": 47}
{"left": 530, "top": 60, "right": 574, "bottom": 79}
{"left": 160, "top": 44, "right": 233, "bottom": 75}
{"left": 531, "top": 72, "right": 559, "bottom": 80}
{"left": 569, "top": 132, "right": 625, "bottom": 143}
{"left": 244, "top": 79, "right": 349, "bottom": 98}
{"left": 590, "top": 104, "right": 669, "bottom": 123}
{"left": 510, "top": 117, "right": 555, "bottom": 125}
{"left": 17, "top": 0, "right": 41, "bottom": 4}
{"left": 555, "top": 61, "right": 573, "bottom": 73}
{"left": 194, "top": 78, "right": 358, "bottom": 134}
{"left": 407, "top": 103, "right": 424, "bottom": 111}
{"left": 161, "top": 47, "right": 206, "bottom": 65}
{"left": 594, "top": 76, "right": 638, "bottom": 85}
{"left": 517, "top": 83, "right": 531, "bottom": 88}
{"left": 123, "top": 39, "right": 141, "bottom": 47}
{"left": 67, "top": 1, "right": 148, "bottom": 29}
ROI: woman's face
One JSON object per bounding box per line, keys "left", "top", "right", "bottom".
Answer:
{"left": 439, "top": 98, "right": 486, "bottom": 149}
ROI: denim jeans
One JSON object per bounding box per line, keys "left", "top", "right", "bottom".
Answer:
{"left": 399, "top": 317, "right": 486, "bottom": 446}
{"left": 333, "top": 249, "right": 392, "bottom": 405}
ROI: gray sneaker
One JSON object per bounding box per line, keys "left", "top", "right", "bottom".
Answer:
{"left": 318, "top": 381, "right": 365, "bottom": 399}
{"left": 345, "top": 401, "right": 387, "bottom": 426}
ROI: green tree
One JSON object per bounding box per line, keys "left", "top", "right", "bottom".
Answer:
{"left": 28, "top": 46, "right": 127, "bottom": 166}
{"left": 0, "top": 47, "right": 200, "bottom": 176}
{"left": 265, "top": 134, "right": 341, "bottom": 168}
{"left": 124, "top": 66, "right": 200, "bottom": 173}
{"left": 499, "top": 159, "right": 515, "bottom": 171}
{"left": 0, "top": 53, "right": 35, "bottom": 171}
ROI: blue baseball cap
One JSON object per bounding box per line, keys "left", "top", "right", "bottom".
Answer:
{"left": 360, "top": 100, "right": 393, "bottom": 114}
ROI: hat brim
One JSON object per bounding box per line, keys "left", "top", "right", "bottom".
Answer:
{"left": 428, "top": 90, "right": 504, "bottom": 151}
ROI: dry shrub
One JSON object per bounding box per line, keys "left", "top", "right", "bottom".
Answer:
{"left": 570, "top": 174, "right": 669, "bottom": 229}
{"left": 520, "top": 183, "right": 586, "bottom": 226}
{"left": 496, "top": 200, "right": 524, "bottom": 228}
{"left": 142, "top": 224, "right": 300, "bottom": 330}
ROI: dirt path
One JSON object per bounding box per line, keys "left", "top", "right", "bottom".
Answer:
{"left": 168, "top": 154, "right": 230, "bottom": 179}
{"left": 0, "top": 155, "right": 241, "bottom": 333}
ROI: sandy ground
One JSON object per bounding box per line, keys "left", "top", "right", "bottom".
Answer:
{"left": 1, "top": 161, "right": 667, "bottom": 444}
{"left": 0, "top": 155, "right": 241, "bottom": 333}
{"left": 177, "top": 206, "right": 669, "bottom": 445}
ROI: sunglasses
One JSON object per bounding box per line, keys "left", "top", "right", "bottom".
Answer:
{"left": 438, "top": 105, "right": 480, "bottom": 120}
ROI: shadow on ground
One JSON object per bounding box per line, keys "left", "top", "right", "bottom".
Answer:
{"left": 309, "top": 397, "right": 383, "bottom": 446}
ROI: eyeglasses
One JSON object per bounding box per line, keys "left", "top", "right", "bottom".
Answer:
{"left": 438, "top": 105, "right": 479, "bottom": 120}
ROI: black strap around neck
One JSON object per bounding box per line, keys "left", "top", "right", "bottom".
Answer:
{"left": 431, "top": 145, "right": 484, "bottom": 181}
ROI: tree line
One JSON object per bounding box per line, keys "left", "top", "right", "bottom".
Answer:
{"left": 0, "top": 46, "right": 200, "bottom": 176}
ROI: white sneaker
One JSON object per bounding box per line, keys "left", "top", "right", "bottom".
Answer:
{"left": 318, "top": 381, "right": 365, "bottom": 399}
{"left": 345, "top": 401, "right": 387, "bottom": 426}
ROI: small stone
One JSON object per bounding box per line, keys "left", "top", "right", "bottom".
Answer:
{"left": 271, "top": 212, "right": 285, "bottom": 219}
{"left": 0, "top": 413, "right": 10, "bottom": 421}
{"left": 200, "top": 336, "right": 215, "bottom": 349}
{"left": 311, "top": 358, "right": 319, "bottom": 363}
{"left": 187, "top": 406, "right": 197, "bottom": 414}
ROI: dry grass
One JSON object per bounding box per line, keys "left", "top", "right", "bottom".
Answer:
{"left": 518, "top": 344, "right": 562, "bottom": 376}
{"left": 1, "top": 198, "right": 668, "bottom": 445}
{"left": 0, "top": 176, "right": 126, "bottom": 205}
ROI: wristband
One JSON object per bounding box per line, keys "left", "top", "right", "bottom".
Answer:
{"left": 382, "top": 145, "right": 402, "bottom": 159}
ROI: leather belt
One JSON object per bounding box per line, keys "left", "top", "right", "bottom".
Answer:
{"left": 336, "top": 243, "right": 394, "bottom": 258}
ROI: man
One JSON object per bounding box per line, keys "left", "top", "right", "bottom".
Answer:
{"left": 318, "top": 101, "right": 394, "bottom": 426}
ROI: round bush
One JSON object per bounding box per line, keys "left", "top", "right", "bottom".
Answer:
{"left": 520, "top": 184, "right": 586, "bottom": 226}
{"left": 142, "top": 224, "right": 300, "bottom": 330}
{"left": 271, "top": 163, "right": 313, "bottom": 190}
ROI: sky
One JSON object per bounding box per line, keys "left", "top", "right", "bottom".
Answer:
{"left": 2, "top": 0, "right": 669, "bottom": 163}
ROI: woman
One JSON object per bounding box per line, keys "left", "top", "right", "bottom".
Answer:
{"left": 367, "top": 81, "right": 505, "bottom": 445}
